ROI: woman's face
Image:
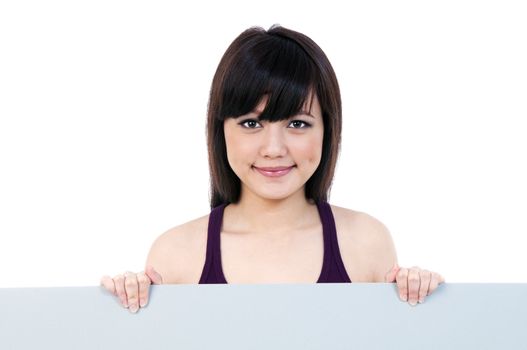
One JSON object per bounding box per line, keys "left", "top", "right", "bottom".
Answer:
{"left": 223, "top": 92, "right": 324, "bottom": 202}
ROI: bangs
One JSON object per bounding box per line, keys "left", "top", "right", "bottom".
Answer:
{"left": 218, "top": 34, "right": 317, "bottom": 122}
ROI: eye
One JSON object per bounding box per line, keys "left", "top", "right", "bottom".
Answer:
{"left": 288, "top": 120, "right": 311, "bottom": 129}
{"left": 238, "top": 119, "right": 261, "bottom": 129}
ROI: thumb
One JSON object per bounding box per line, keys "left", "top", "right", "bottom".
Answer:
{"left": 384, "top": 262, "right": 400, "bottom": 283}
{"left": 145, "top": 265, "right": 164, "bottom": 285}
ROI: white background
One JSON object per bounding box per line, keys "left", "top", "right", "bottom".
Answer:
{"left": 1, "top": 0, "right": 525, "bottom": 287}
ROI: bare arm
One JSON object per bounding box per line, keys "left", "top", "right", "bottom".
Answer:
{"left": 144, "top": 228, "right": 183, "bottom": 284}
{"left": 353, "top": 212, "right": 399, "bottom": 282}
{"left": 369, "top": 222, "right": 398, "bottom": 282}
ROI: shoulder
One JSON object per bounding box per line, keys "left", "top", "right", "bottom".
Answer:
{"left": 330, "top": 204, "right": 398, "bottom": 282}
{"left": 330, "top": 204, "right": 390, "bottom": 241}
{"left": 145, "top": 213, "right": 210, "bottom": 284}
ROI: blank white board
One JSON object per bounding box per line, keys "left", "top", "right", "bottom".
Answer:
{"left": 0, "top": 283, "right": 526, "bottom": 349}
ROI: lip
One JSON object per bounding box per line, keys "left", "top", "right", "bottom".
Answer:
{"left": 253, "top": 165, "right": 294, "bottom": 177}
{"left": 255, "top": 166, "right": 294, "bottom": 171}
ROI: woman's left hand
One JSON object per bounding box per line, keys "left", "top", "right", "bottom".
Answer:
{"left": 385, "top": 264, "right": 445, "bottom": 306}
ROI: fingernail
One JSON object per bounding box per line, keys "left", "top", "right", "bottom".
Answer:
{"left": 409, "top": 300, "right": 417, "bottom": 306}
{"left": 400, "top": 295, "right": 407, "bottom": 301}
{"left": 419, "top": 298, "right": 424, "bottom": 304}
{"left": 130, "top": 305, "right": 138, "bottom": 313}
{"left": 140, "top": 299, "right": 147, "bottom": 307}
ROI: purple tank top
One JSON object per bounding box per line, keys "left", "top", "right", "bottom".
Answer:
{"left": 199, "top": 200, "right": 352, "bottom": 284}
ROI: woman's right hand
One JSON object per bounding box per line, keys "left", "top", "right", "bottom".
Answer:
{"left": 100, "top": 265, "right": 163, "bottom": 313}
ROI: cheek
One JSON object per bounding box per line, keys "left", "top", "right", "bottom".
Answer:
{"left": 296, "top": 134, "right": 323, "bottom": 164}
{"left": 223, "top": 124, "right": 238, "bottom": 168}
{"left": 224, "top": 132, "right": 254, "bottom": 167}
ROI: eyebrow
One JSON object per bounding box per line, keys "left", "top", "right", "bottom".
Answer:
{"left": 252, "top": 110, "right": 316, "bottom": 118}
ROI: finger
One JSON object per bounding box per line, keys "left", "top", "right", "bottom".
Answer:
{"left": 137, "top": 271, "right": 151, "bottom": 308}
{"left": 407, "top": 267, "right": 421, "bottom": 306}
{"left": 113, "top": 274, "right": 127, "bottom": 307}
{"left": 145, "top": 265, "right": 164, "bottom": 285}
{"left": 124, "top": 271, "right": 139, "bottom": 313}
{"left": 428, "top": 273, "right": 441, "bottom": 295}
{"left": 384, "top": 263, "right": 400, "bottom": 283}
{"left": 396, "top": 267, "right": 409, "bottom": 301}
{"left": 418, "top": 270, "right": 432, "bottom": 303}
{"left": 100, "top": 275, "right": 116, "bottom": 296}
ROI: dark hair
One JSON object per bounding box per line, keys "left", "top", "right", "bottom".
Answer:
{"left": 206, "top": 24, "right": 342, "bottom": 209}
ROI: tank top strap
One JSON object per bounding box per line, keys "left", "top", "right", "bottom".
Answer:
{"left": 316, "top": 200, "right": 352, "bottom": 283}
{"left": 198, "top": 202, "right": 228, "bottom": 284}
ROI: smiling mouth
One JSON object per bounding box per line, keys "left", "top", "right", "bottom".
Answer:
{"left": 253, "top": 165, "right": 295, "bottom": 177}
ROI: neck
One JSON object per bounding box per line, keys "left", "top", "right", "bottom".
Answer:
{"left": 224, "top": 187, "right": 318, "bottom": 236}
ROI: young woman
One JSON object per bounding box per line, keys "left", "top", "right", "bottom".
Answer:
{"left": 101, "top": 24, "right": 445, "bottom": 313}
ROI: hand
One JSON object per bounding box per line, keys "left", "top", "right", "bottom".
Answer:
{"left": 384, "top": 263, "right": 445, "bottom": 306}
{"left": 100, "top": 265, "right": 163, "bottom": 313}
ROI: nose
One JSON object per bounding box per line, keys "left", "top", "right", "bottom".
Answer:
{"left": 259, "top": 123, "right": 287, "bottom": 158}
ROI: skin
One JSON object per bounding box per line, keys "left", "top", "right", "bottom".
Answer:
{"left": 100, "top": 91, "right": 445, "bottom": 313}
